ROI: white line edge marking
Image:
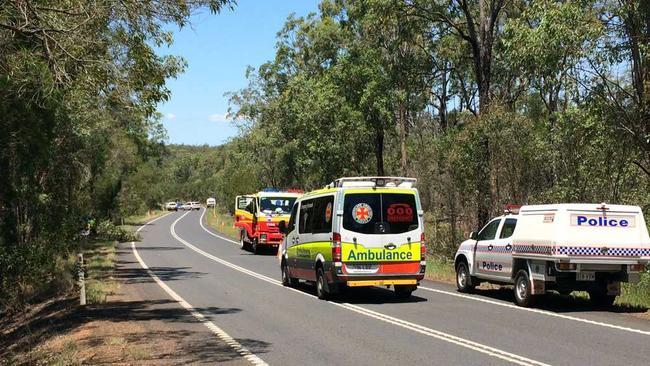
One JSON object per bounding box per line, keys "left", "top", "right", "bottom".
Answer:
{"left": 132, "top": 212, "right": 269, "bottom": 366}
{"left": 417, "top": 285, "right": 650, "bottom": 336}
{"left": 176, "top": 210, "right": 551, "bottom": 366}
{"left": 199, "top": 208, "right": 240, "bottom": 245}
{"left": 198, "top": 208, "right": 650, "bottom": 336}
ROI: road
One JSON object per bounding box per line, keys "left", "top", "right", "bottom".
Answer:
{"left": 126, "top": 209, "right": 650, "bottom": 366}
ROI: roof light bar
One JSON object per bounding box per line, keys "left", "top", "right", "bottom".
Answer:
{"left": 327, "top": 176, "right": 417, "bottom": 189}
{"left": 504, "top": 204, "right": 522, "bottom": 214}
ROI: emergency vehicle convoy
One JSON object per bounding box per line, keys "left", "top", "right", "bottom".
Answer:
{"left": 234, "top": 189, "right": 303, "bottom": 254}
{"left": 455, "top": 204, "right": 650, "bottom": 307}
{"left": 278, "top": 177, "right": 426, "bottom": 300}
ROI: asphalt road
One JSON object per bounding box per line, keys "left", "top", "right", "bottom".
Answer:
{"left": 127, "top": 209, "right": 650, "bottom": 366}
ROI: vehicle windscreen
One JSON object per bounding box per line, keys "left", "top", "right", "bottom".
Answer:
{"left": 259, "top": 197, "right": 297, "bottom": 215}
{"left": 343, "top": 193, "right": 418, "bottom": 234}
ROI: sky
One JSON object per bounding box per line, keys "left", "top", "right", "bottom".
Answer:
{"left": 157, "top": 1, "right": 320, "bottom": 146}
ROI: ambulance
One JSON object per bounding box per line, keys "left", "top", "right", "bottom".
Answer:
{"left": 454, "top": 203, "right": 650, "bottom": 307}
{"left": 278, "top": 177, "right": 426, "bottom": 300}
{"left": 234, "top": 189, "right": 303, "bottom": 254}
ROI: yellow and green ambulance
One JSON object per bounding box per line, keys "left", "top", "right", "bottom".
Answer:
{"left": 279, "top": 177, "right": 426, "bottom": 299}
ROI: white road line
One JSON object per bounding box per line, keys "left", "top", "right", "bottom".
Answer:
{"left": 132, "top": 212, "right": 269, "bottom": 366}
{"left": 417, "top": 285, "right": 650, "bottom": 336}
{"left": 199, "top": 208, "right": 240, "bottom": 245}
{"left": 173, "top": 212, "right": 552, "bottom": 366}
{"left": 198, "top": 207, "right": 650, "bottom": 336}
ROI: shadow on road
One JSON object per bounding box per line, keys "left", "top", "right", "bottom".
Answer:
{"left": 288, "top": 282, "right": 427, "bottom": 304}
{"left": 0, "top": 295, "right": 265, "bottom": 364}
{"left": 114, "top": 251, "right": 207, "bottom": 285}
{"left": 467, "top": 287, "right": 648, "bottom": 314}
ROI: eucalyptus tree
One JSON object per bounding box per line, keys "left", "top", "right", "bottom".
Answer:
{"left": 0, "top": 0, "right": 233, "bottom": 306}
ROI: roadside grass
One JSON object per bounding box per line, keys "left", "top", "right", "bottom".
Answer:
{"left": 425, "top": 255, "right": 650, "bottom": 310}
{"left": 83, "top": 240, "right": 119, "bottom": 304}
{"left": 120, "top": 209, "right": 167, "bottom": 233}
{"left": 51, "top": 341, "right": 81, "bottom": 366}
{"left": 617, "top": 273, "right": 650, "bottom": 308}
{"left": 425, "top": 257, "right": 456, "bottom": 283}
{"left": 205, "top": 208, "right": 239, "bottom": 240}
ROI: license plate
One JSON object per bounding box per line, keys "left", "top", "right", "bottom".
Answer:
{"left": 345, "top": 263, "right": 379, "bottom": 274}
{"left": 576, "top": 271, "right": 595, "bottom": 281}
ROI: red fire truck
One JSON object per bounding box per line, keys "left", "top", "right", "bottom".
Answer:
{"left": 234, "top": 189, "right": 302, "bottom": 254}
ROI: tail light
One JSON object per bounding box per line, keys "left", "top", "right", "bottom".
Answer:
{"left": 420, "top": 232, "right": 426, "bottom": 260}
{"left": 629, "top": 264, "right": 647, "bottom": 272}
{"left": 332, "top": 232, "right": 342, "bottom": 262}
{"left": 558, "top": 262, "right": 577, "bottom": 270}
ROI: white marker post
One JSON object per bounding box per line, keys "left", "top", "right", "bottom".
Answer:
{"left": 79, "top": 226, "right": 90, "bottom": 306}
{"left": 78, "top": 253, "right": 86, "bottom": 306}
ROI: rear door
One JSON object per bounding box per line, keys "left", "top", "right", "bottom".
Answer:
{"left": 340, "top": 190, "right": 421, "bottom": 275}
{"left": 235, "top": 195, "right": 255, "bottom": 231}
{"left": 563, "top": 207, "right": 647, "bottom": 256}
{"left": 295, "top": 198, "right": 316, "bottom": 280}
{"left": 491, "top": 218, "right": 517, "bottom": 281}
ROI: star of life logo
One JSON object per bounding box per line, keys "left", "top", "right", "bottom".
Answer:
{"left": 352, "top": 203, "right": 373, "bottom": 224}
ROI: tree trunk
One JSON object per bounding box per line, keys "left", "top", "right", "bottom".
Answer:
{"left": 439, "top": 64, "right": 449, "bottom": 129}
{"left": 398, "top": 101, "right": 408, "bottom": 175}
{"left": 476, "top": 136, "right": 492, "bottom": 227}
{"left": 374, "top": 125, "right": 385, "bottom": 176}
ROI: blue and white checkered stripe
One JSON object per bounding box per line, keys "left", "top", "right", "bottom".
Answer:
{"left": 513, "top": 244, "right": 554, "bottom": 255}
{"left": 476, "top": 245, "right": 511, "bottom": 253}
{"left": 557, "top": 246, "right": 650, "bottom": 257}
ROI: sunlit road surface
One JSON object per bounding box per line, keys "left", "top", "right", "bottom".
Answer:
{"left": 125, "top": 209, "right": 650, "bottom": 366}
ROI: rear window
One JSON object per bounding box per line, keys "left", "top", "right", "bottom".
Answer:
{"left": 499, "top": 218, "right": 517, "bottom": 239}
{"left": 343, "top": 193, "right": 418, "bottom": 234}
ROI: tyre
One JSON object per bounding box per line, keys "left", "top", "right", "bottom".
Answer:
{"left": 514, "top": 269, "right": 535, "bottom": 307}
{"left": 588, "top": 289, "right": 616, "bottom": 307}
{"left": 281, "top": 262, "right": 298, "bottom": 287}
{"left": 251, "top": 238, "right": 259, "bottom": 255}
{"left": 455, "top": 261, "right": 475, "bottom": 293}
{"left": 394, "top": 285, "right": 414, "bottom": 299}
{"left": 316, "top": 267, "right": 329, "bottom": 300}
{"left": 240, "top": 231, "right": 250, "bottom": 251}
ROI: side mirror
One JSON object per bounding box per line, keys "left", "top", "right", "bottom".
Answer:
{"left": 469, "top": 231, "right": 478, "bottom": 240}
{"left": 278, "top": 220, "right": 287, "bottom": 235}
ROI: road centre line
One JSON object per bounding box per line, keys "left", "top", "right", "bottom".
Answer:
{"left": 417, "top": 286, "right": 650, "bottom": 336}
{"left": 176, "top": 211, "right": 552, "bottom": 366}
{"left": 131, "top": 212, "right": 269, "bottom": 366}
{"left": 198, "top": 207, "right": 650, "bottom": 337}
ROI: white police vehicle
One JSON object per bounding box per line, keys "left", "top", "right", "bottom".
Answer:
{"left": 454, "top": 203, "right": 650, "bottom": 307}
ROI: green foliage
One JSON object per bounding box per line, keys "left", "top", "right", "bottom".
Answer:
{"left": 94, "top": 220, "right": 138, "bottom": 243}
{"left": 0, "top": 0, "right": 234, "bottom": 309}
{"left": 224, "top": 0, "right": 650, "bottom": 252}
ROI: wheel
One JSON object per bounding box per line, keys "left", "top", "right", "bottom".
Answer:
{"left": 316, "top": 267, "right": 329, "bottom": 300}
{"left": 455, "top": 261, "right": 475, "bottom": 293}
{"left": 588, "top": 289, "right": 616, "bottom": 307}
{"left": 394, "top": 285, "right": 414, "bottom": 299}
{"left": 514, "top": 269, "right": 535, "bottom": 307}
{"left": 240, "top": 231, "right": 250, "bottom": 251}
{"left": 281, "top": 262, "right": 298, "bottom": 287}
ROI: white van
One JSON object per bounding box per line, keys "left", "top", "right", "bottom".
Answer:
{"left": 279, "top": 177, "right": 426, "bottom": 299}
{"left": 206, "top": 197, "right": 216, "bottom": 208}
{"left": 454, "top": 203, "right": 650, "bottom": 307}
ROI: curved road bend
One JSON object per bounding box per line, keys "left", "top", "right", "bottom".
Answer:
{"left": 128, "top": 209, "right": 650, "bottom": 366}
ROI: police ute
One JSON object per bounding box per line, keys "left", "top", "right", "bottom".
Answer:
{"left": 454, "top": 203, "right": 650, "bottom": 307}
